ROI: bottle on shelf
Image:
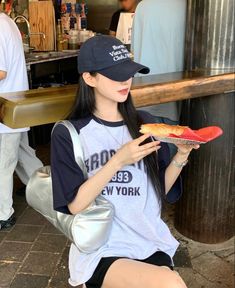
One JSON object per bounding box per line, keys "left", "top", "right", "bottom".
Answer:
{"left": 56, "top": 19, "right": 64, "bottom": 51}
{"left": 68, "top": 29, "right": 79, "bottom": 50}
{"left": 70, "top": 3, "right": 77, "bottom": 30}
{"left": 75, "top": 3, "right": 82, "bottom": 30}
{"left": 60, "top": 3, "right": 68, "bottom": 35}
{"left": 80, "top": 1, "right": 88, "bottom": 30}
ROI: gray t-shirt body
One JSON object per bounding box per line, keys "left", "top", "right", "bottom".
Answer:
{"left": 51, "top": 113, "right": 181, "bottom": 285}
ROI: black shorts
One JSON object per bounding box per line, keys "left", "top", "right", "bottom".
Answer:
{"left": 85, "top": 251, "right": 173, "bottom": 288}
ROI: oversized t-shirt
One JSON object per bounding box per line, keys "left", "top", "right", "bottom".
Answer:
{"left": 51, "top": 111, "right": 182, "bottom": 286}
{"left": 0, "top": 13, "right": 29, "bottom": 133}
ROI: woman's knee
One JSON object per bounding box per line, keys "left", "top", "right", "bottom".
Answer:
{"left": 158, "top": 271, "right": 187, "bottom": 288}
{"left": 102, "top": 259, "right": 187, "bottom": 288}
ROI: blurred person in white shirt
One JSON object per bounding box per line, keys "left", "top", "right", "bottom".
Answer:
{"left": 0, "top": 11, "right": 43, "bottom": 230}
{"left": 109, "top": 0, "right": 139, "bottom": 37}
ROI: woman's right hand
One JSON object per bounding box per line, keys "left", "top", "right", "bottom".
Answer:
{"left": 113, "top": 134, "right": 161, "bottom": 169}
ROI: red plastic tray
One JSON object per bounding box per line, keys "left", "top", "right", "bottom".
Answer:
{"left": 154, "top": 126, "right": 223, "bottom": 145}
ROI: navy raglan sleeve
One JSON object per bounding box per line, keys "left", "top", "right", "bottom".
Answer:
{"left": 138, "top": 110, "right": 182, "bottom": 203}
{"left": 50, "top": 124, "right": 85, "bottom": 214}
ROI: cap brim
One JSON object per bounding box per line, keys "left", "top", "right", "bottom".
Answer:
{"left": 97, "top": 60, "right": 150, "bottom": 82}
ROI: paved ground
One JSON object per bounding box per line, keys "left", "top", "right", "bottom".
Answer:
{"left": 0, "top": 144, "right": 234, "bottom": 288}
{"left": 164, "top": 209, "right": 234, "bottom": 288}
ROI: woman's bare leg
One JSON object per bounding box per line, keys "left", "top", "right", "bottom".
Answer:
{"left": 102, "top": 259, "right": 187, "bottom": 288}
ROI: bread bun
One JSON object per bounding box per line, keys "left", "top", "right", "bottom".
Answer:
{"left": 140, "top": 123, "right": 188, "bottom": 137}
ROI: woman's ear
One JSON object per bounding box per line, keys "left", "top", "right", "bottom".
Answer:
{"left": 82, "top": 72, "right": 97, "bottom": 88}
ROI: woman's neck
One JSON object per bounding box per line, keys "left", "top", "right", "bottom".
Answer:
{"left": 94, "top": 95, "right": 123, "bottom": 122}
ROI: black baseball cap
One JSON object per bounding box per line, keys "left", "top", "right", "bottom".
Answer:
{"left": 77, "top": 35, "right": 150, "bottom": 81}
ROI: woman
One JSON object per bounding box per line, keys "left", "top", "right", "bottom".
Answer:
{"left": 51, "top": 35, "right": 198, "bottom": 288}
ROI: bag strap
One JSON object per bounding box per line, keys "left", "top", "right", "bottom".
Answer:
{"left": 52, "top": 120, "right": 88, "bottom": 178}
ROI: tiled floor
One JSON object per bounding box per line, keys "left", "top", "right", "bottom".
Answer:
{"left": 0, "top": 144, "right": 234, "bottom": 288}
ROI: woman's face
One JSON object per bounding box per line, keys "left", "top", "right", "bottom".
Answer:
{"left": 85, "top": 73, "right": 132, "bottom": 104}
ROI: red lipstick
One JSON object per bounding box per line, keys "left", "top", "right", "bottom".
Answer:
{"left": 118, "top": 88, "right": 129, "bottom": 95}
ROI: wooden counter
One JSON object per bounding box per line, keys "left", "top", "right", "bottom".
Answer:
{"left": 0, "top": 70, "right": 234, "bottom": 128}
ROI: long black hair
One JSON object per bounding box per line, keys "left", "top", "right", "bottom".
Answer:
{"left": 69, "top": 75, "right": 162, "bottom": 201}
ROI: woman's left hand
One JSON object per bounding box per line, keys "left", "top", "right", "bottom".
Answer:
{"left": 176, "top": 143, "right": 200, "bottom": 156}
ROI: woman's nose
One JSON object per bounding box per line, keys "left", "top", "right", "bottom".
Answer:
{"left": 121, "top": 78, "right": 131, "bottom": 85}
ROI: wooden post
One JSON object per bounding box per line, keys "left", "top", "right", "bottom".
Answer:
{"left": 175, "top": 0, "right": 235, "bottom": 243}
